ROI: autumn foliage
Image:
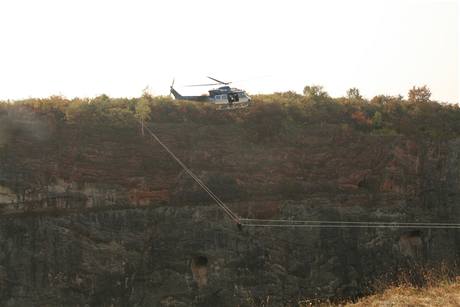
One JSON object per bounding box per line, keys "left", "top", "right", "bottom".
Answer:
{"left": 1, "top": 85, "right": 459, "bottom": 143}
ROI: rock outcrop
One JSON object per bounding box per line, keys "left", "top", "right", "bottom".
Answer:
{"left": 0, "top": 113, "right": 459, "bottom": 306}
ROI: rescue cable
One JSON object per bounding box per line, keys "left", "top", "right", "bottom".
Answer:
{"left": 141, "top": 121, "right": 241, "bottom": 226}
{"left": 140, "top": 121, "right": 460, "bottom": 230}
{"left": 239, "top": 218, "right": 460, "bottom": 228}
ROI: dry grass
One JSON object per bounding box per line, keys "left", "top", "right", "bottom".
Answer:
{"left": 346, "top": 277, "right": 460, "bottom": 307}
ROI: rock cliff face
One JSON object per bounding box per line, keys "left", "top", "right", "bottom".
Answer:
{"left": 0, "top": 113, "right": 459, "bottom": 306}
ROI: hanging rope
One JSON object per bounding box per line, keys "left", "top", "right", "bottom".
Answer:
{"left": 138, "top": 120, "right": 460, "bottom": 230}
{"left": 140, "top": 121, "right": 241, "bottom": 225}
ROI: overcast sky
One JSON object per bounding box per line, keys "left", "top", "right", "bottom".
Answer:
{"left": 0, "top": 0, "right": 458, "bottom": 102}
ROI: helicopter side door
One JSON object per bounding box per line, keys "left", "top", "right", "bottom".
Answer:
{"left": 228, "top": 93, "right": 239, "bottom": 105}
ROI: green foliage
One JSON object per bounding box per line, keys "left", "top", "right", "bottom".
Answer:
{"left": 252, "top": 91, "right": 305, "bottom": 107}
{"left": 370, "top": 94, "right": 403, "bottom": 105}
{"left": 347, "top": 87, "right": 363, "bottom": 100}
{"left": 372, "top": 111, "right": 383, "bottom": 128}
{"left": 135, "top": 90, "right": 152, "bottom": 122}
{"left": 1, "top": 84, "right": 459, "bottom": 142}
{"left": 63, "top": 96, "right": 136, "bottom": 129}
{"left": 303, "top": 85, "right": 329, "bottom": 100}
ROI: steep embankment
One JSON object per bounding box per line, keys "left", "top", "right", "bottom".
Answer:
{"left": 0, "top": 99, "right": 459, "bottom": 306}
{"left": 348, "top": 280, "right": 460, "bottom": 307}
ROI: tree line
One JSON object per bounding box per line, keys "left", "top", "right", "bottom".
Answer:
{"left": 0, "top": 85, "right": 458, "bottom": 142}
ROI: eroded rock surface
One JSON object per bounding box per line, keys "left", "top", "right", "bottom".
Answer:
{"left": 0, "top": 118, "right": 459, "bottom": 306}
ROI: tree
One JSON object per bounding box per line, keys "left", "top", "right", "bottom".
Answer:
{"left": 303, "top": 85, "right": 329, "bottom": 100}
{"left": 372, "top": 111, "right": 382, "bottom": 128}
{"left": 136, "top": 88, "right": 153, "bottom": 136}
{"left": 351, "top": 110, "right": 371, "bottom": 127}
{"left": 370, "top": 94, "right": 403, "bottom": 105}
{"left": 346, "top": 87, "right": 363, "bottom": 100}
{"left": 408, "top": 85, "right": 431, "bottom": 103}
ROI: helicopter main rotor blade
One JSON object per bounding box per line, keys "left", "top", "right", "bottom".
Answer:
{"left": 185, "top": 83, "right": 221, "bottom": 87}
{"left": 207, "top": 76, "right": 231, "bottom": 85}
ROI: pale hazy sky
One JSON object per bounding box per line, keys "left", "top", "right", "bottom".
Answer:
{"left": 0, "top": 0, "right": 458, "bottom": 102}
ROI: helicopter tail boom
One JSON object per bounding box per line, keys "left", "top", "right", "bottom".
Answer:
{"left": 170, "top": 86, "right": 183, "bottom": 100}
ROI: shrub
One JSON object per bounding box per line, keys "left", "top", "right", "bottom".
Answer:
{"left": 351, "top": 110, "right": 372, "bottom": 129}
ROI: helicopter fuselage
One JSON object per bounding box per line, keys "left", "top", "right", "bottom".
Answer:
{"left": 170, "top": 85, "right": 251, "bottom": 105}
{"left": 208, "top": 86, "right": 251, "bottom": 105}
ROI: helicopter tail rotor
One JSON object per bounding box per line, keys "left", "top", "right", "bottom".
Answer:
{"left": 170, "top": 78, "right": 184, "bottom": 99}
{"left": 170, "top": 78, "right": 175, "bottom": 96}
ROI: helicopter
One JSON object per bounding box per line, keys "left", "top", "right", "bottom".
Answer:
{"left": 170, "top": 76, "right": 252, "bottom": 110}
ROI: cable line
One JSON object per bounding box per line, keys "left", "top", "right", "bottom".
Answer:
{"left": 140, "top": 121, "right": 241, "bottom": 225}
{"left": 240, "top": 223, "right": 460, "bottom": 229}
{"left": 138, "top": 120, "right": 460, "bottom": 230}
{"left": 240, "top": 218, "right": 460, "bottom": 227}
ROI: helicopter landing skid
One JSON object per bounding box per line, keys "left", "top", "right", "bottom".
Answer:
{"left": 216, "top": 103, "right": 250, "bottom": 111}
